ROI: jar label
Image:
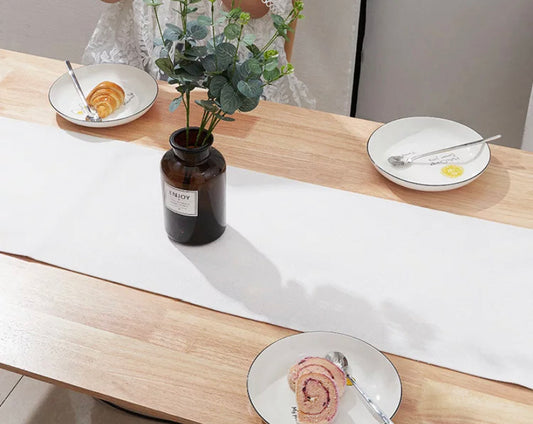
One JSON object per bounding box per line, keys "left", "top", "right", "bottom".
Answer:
{"left": 164, "top": 182, "right": 198, "bottom": 217}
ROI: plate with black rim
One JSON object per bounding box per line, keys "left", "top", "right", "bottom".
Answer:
{"left": 367, "top": 116, "right": 491, "bottom": 191}
{"left": 247, "top": 331, "right": 402, "bottom": 424}
{"left": 49, "top": 63, "right": 158, "bottom": 128}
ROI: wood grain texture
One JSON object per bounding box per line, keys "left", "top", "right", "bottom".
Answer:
{"left": 0, "top": 49, "right": 532, "bottom": 423}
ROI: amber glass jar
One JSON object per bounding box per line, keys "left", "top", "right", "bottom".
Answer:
{"left": 160, "top": 128, "right": 226, "bottom": 245}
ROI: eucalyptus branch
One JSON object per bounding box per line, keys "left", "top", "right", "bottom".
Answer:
{"left": 211, "top": 1, "right": 216, "bottom": 49}
{"left": 196, "top": 108, "right": 210, "bottom": 145}
{"left": 151, "top": 4, "right": 172, "bottom": 63}
{"left": 256, "top": 13, "right": 296, "bottom": 58}
{"left": 149, "top": 0, "right": 304, "bottom": 146}
{"left": 232, "top": 24, "right": 245, "bottom": 71}
{"left": 262, "top": 63, "right": 294, "bottom": 86}
{"left": 206, "top": 113, "right": 222, "bottom": 135}
{"left": 180, "top": 0, "right": 188, "bottom": 38}
{"left": 184, "top": 90, "right": 191, "bottom": 144}
{"left": 257, "top": 1, "right": 303, "bottom": 59}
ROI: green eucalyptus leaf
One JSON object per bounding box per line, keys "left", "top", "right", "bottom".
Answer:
{"left": 169, "top": 96, "right": 182, "bottom": 112}
{"left": 185, "top": 6, "right": 198, "bottom": 14}
{"left": 197, "top": 15, "right": 211, "bottom": 25}
{"left": 238, "top": 95, "right": 259, "bottom": 112}
{"left": 237, "top": 79, "right": 263, "bottom": 98}
{"left": 265, "top": 58, "right": 278, "bottom": 71}
{"left": 240, "top": 58, "right": 262, "bottom": 78}
{"left": 163, "top": 23, "right": 183, "bottom": 41}
{"left": 242, "top": 33, "right": 256, "bottom": 46}
{"left": 155, "top": 57, "right": 174, "bottom": 75}
{"left": 220, "top": 83, "right": 241, "bottom": 114}
{"left": 174, "top": 49, "right": 187, "bottom": 61}
{"left": 271, "top": 14, "right": 289, "bottom": 39}
{"left": 144, "top": 0, "right": 163, "bottom": 7}
{"left": 201, "top": 54, "right": 217, "bottom": 73}
{"left": 229, "top": 67, "right": 243, "bottom": 88}
{"left": 245, "top": 43, "right": 261, "bottom": 57}
{"left": 263, "top": 67, "right": 280, "bottom": 81}
{"left": 181, "top": 61, "right": 204, "bottom": 76}
{"left": 172, "top": 68, "right": 201, "bottom": 83}
{"left": 215, "top": 42, "right": 237, "bottom": 70}
{"left": 271, "top": 14, "right": 284, "bottom": 27}
{"left": 185, "top": 45, "right": 208, "bottom": 57}
{"left": 175, "top": 83, "right": 195, "bottom": 94}
{"left": 214, "top": 113, "right": 235, "bottom": 122}
{"left": 195, "top": 99, "right": 219, "bottom": 112}
{"left": 206, "top": 33, "right": 224, "bottom": 53}
{"left": 227, "top": 7, "right": 242, "bottom": 19}
{"left": 163, "top": 39, "right": 174, "bottom": 51}
{"left": 209, "top": 75, "right": 227, "bottom": 97}
{"left": 224, "top": 23, "right": 240, "bottom": 40}
{"left": 188, "top": 22, "right": 208, "bottom": 40}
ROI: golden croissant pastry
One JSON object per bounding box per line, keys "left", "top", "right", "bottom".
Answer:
{"left": 86, "top": 81, "right": 125, "bottom": 118}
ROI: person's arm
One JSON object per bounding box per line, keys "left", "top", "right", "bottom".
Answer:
{"left": 220, "top": 0, "right": 269, "bottom": 18}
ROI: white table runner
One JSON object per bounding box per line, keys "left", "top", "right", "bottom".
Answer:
{"left": 1, "top": 117, "right": 532, "bottom": 389}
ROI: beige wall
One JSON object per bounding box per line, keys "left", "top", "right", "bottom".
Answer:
{"left": 356, "top": 0, "right": 533, "bottom": 149}
{"left": 291, "top": 0, "right": 360, "bottom": 115}
{"left": 0, "top": 1, "right": 105, "bottom": 63}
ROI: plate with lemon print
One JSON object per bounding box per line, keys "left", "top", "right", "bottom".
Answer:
{"left": 366, "top": 117, "right": 491, "bottom": 191}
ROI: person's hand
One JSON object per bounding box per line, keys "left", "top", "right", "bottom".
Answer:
{"left": 221, "top": 0, "right": 269, "bottom": 18}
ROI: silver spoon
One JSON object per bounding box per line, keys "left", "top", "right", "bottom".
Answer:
{"left": 387, "top": 134, "right": 501, "bottom": 168}
{"left": 326, "top": 351, "right": 394, "bottom": 424}
{"left": 65, "top": 60, "right": 101, "bottom": 122}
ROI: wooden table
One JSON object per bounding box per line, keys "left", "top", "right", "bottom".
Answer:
{"left": 0, "top": 49, "right": 532, "bottom": 424}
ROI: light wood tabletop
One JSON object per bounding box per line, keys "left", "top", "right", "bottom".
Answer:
{"left": 0, "top": 49, "right": 532, "bottom": 424}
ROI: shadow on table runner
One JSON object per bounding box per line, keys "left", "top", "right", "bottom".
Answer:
{"left": 175, "top": 225, "right": 436, "bottom": 353}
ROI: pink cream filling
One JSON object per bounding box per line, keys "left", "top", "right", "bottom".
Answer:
{"left": 296, "top": 374, "right": 338, "bottom": 423}
{"left": 301, "top": 378, "right": 331, "bottom": 414}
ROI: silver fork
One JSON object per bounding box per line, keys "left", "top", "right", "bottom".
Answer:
{"left": 65, "top": 60, "right": 101, "bottom": 122}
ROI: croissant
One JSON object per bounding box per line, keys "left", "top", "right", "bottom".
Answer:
{"left": 86, "top": 81, "right": 125, "bottom": 118}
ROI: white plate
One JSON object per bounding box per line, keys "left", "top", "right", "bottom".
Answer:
{"left": 48, "top": 64, "right": 158, "bottom": 128}
{"left": 367, "top": 117, "right": 491, "bottom": 191}
{"left": 247, "top": 332, "right": 402, "bottom": 424}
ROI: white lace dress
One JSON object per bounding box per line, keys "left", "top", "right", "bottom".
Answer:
{"left": 83, "top": 0, "right": 315, "bottom": 108}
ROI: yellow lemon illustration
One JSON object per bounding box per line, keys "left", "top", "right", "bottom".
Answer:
{"left": 441, "top": 164, "right": 464, "bottom": 178}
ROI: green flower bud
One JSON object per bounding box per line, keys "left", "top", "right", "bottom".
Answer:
{"left": 282, "top": 63, "right": 294, "bottom": 74}
{"left": 264, "top": 49, "right": 279, "bottom": 59}
{"left": 239, "top": 12, "right": 250, "bottom": 25}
